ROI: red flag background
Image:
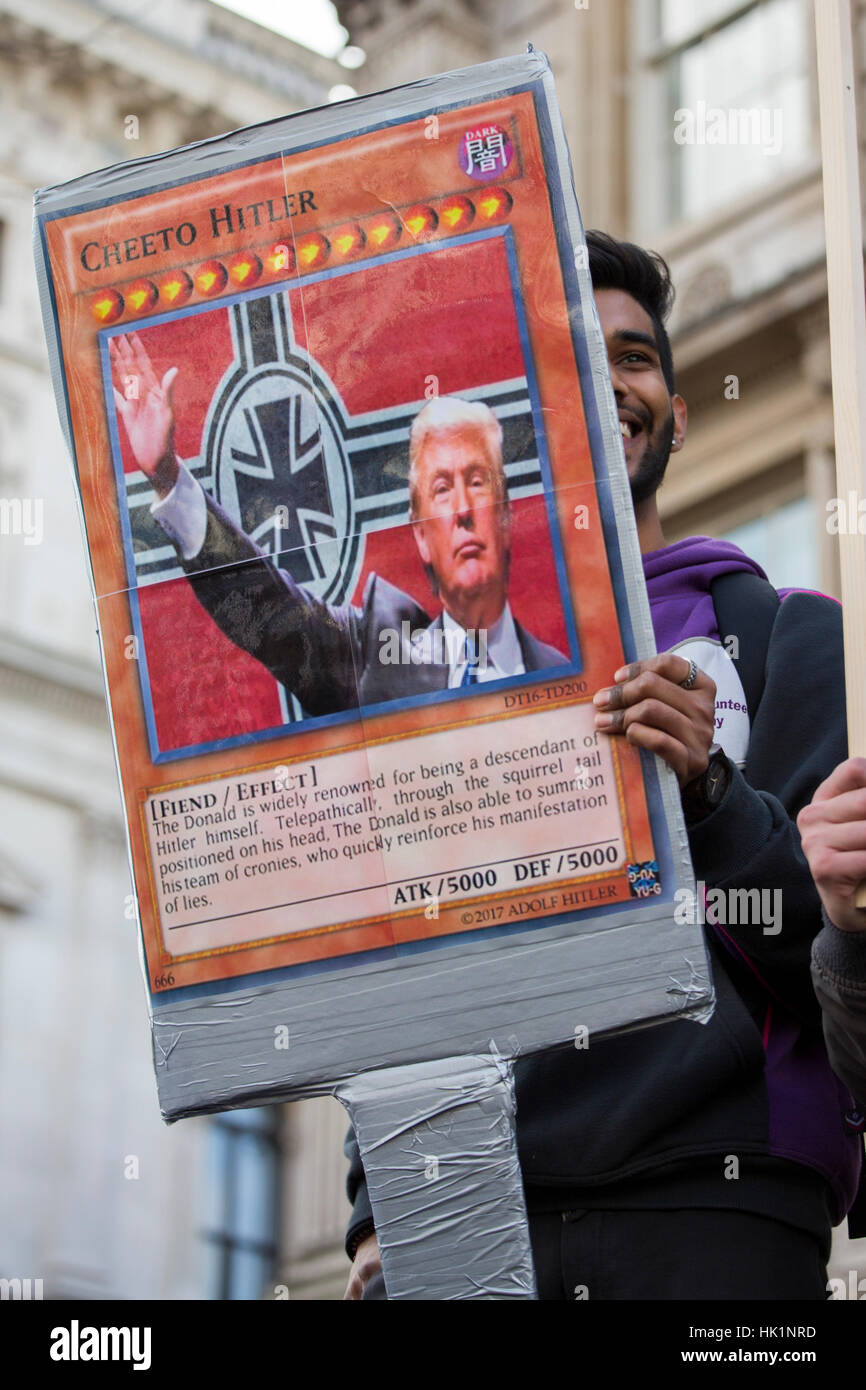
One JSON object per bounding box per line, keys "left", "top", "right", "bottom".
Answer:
{"left": 120, "top": 236, "right": 569, "bottom": 753}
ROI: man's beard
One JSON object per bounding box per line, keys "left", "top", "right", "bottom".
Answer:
{"left": 629, "top": 407, "right": 674, "bottom": 508}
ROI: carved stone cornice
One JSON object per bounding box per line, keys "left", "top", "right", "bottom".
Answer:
{"left": 0, "top": 1, "right": 336, "bottom": 132}
{"left": 334, "top": 0, "right": 489, "bottom": 69}
{"left": 0, "top": 628, "right": 107, "bottom": 728}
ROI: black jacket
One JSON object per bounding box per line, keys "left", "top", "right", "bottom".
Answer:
{"left": 183, "top": 494, "right": 565, "bottom": 713}
{"left": 812, "top": 916, "right": 866, "bottom": 1112}
{"left": 345, "top": 590, "right": 861, "bottom": 1255}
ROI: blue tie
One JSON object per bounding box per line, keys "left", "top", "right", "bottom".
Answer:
{"left": 461, "top": 633, "right": 480, "bottom": 686}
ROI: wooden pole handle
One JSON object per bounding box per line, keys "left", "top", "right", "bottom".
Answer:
{"left": 814, "top": 0, "right": 866, "bottom": 908}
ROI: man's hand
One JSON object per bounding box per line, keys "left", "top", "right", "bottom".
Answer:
{"left": 593, "top": 653, "right": 716, "bottom": 789}
{"left": 343, "top": 1231, "right": 382, "bottom": 1300}
{"left": 797, "top": 757, "right": 866, "bottom": 933}
{"left": 109, "top": 332, "right": 179, "bottom": 497}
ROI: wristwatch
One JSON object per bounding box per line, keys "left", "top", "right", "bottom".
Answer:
{"left": 681, "top": 743, "right": 731, "bottom": 825}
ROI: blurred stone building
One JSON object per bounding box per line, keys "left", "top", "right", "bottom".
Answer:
{"left": 2, "top": 0, "right": 864, "bottom": 1301}
{"left": 0, "top": 0, "right": 351, "bottom": 1301}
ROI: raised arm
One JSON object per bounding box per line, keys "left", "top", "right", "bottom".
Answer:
{"left": 180, "top": 491, "right": 361, "bottom": 717}
{"left": 110, "top": 333, "right": 360, "bottom": 715}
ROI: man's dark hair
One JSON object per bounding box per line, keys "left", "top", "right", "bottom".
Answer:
{"left": 586, "top": 231, "right": 676, "bottom": 393}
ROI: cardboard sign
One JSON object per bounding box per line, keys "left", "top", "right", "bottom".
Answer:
{"left": 34, "top": 52, "right": 708, "bottom": 1118}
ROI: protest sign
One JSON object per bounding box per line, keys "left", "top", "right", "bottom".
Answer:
{"left": 815, "top": 0, "right": 866, "bottom": 910}
{"left": 34, "top": 50, "right": 709, "bottom": 1124}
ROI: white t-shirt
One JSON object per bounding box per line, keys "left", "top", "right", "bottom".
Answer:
{"left": 669, "top": 636, "right": 751, "bottom": 768}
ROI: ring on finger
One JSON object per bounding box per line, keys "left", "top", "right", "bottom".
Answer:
{"left": 679, "top": 658, "right": 699, "bottom": 691}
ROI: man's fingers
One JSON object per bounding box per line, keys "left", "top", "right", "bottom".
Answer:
{"left": 799, "top": 814, "right": 866, "bottom": 853}
{"left": 805, "top": 846, "right": 866, "bottom": 890}
{"left": 342, "top": 1232, "right": 380, "bottom": 1301}
{"left": 114, "top": 333, "right": 135, "bottom": 373}
{"left": 623, "top": 722, "right": 688, "bottom": 782}
{"left": 798, "top": 786, "right": 866, "bottom": 830}
{"left": 803, "top": 820, "right": 866, "bottom": 854}
{"left": 596, "top": 669, "right": 709, "bottom": 720}
{"left": 597, "top": 656, "right": 715, "bottom": 718}
{"left": 614, "top": 653, "right": 715, "bottom": 693}
{"left": 161, "top": 365, "right": 179, "bottom": 404}
{"left": 826, "top": 821, "right": 866, "bottom": 852}
{"left": 110, "top": 333, "right": 133, "bottom": 385}
{"left": 356, "top": 1254, "right": 382, "bottom": 1284}
{"left": 598, "top": 697, "right": 690, "bottom": 742}
{"left": 595, "top": 659, "right": 715, "bottom": 786}
{"left": 112, "top": 385, "right": 129, "bottom": 421}
{"left": 810, "top": 756, "right": 866, "bottom": 806}
{"left": 130, "top": 331, "right": 159, "bottom": 393}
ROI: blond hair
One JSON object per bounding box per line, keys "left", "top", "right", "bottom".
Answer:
{"left": 408, "top": 396, "right": 506, "bottom": 516}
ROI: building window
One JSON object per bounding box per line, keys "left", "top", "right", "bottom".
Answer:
{"left": 652, "top": 0, "right": 811, "bottom": 223}
{"left": 720, "top": 494, "right": 818, "bottom": 590}
{"left": 201, "top": 1106, "right": 282, "bottom": 1300}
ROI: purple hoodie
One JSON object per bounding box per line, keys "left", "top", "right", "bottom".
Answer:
{"left": 643, "top": 534, "right": 769, "bottom": 651}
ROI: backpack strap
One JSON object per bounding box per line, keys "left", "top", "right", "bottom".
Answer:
{"left": 710, "top": 571, "right": 780, "bottom": 725}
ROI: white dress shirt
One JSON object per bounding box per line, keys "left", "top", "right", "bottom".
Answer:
{"left": 150, "top": 461, "right": 207, "bottom": 560}
{"left": 412, "top": 605, "right": 525, "bottom": 684}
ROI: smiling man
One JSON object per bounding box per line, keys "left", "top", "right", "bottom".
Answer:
{"left": 345, "top": 231, "right": 863, "bottom": 1301}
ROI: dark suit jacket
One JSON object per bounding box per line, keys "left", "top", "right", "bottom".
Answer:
{"left": 183, "top": 495, "right": 567, "bottom": 716}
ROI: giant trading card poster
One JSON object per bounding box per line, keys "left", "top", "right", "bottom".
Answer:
{"left": 35, "top": 56, "right": 697, "bottom": 1075}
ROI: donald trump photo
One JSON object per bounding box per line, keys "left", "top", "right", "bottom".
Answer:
{"left": 110, "top": 333, "right": 566, "bottom": 719}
